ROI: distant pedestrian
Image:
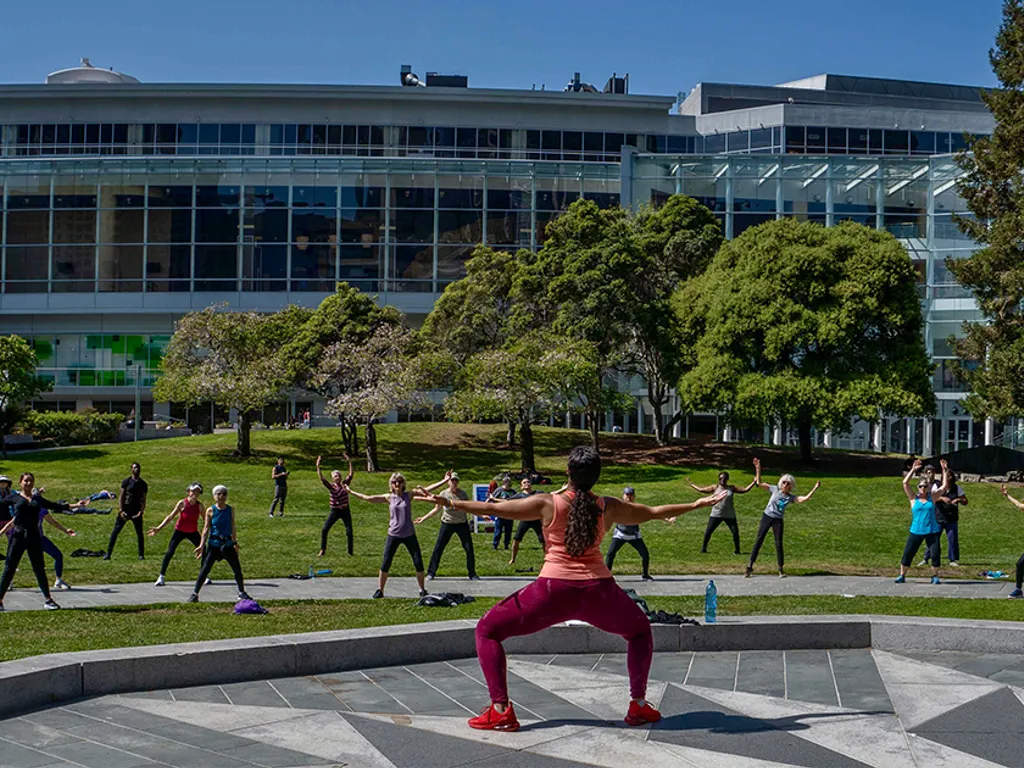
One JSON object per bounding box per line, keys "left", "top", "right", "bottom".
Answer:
{"left": 269, "top": 457, "right": 288, "bottom": 518}
{"left": 488, "top": 474, "right": 517, "bottom": 550}
{"left": 691, "top": 471, "right": 755, "bottom": 554}
{"left": 604, "top": 486, "right": 654, "bottom": 580}
{"left": 921, "top": 471, "right": 966, "bottom": 567}
{"left": 508, "top": 478, "right": 544, "bottom": 566}
{"left": 149, "top": 483, "right": 205, "bottom": 586}
{"left": 104, "top": 462, "right": 148, "bottom": 560}
{"left": 746, "top": 458, "right": 821, "bottom": 578}
{"left": 317, "top": 454, "right": 355, "bottom": 557}
{"left": 187, "top": 485, "right": 250, "bottom": 603}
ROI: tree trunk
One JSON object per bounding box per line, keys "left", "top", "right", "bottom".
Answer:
{"left": 588, "top": 410, "right": 600, "bottom": 450}
{"left": 365, "top": 418, "right": 381, "bottom": 472}
{"left": 519, "top": 421, "right": 535, "bottom": 472}
{"left": 797, "top": 419, "right": 814, "bottom": 464}
{"left": 506, "top": 421, "right": 517, "bottom": 446}
{"left": 1, "top": 427, "right": 7, "bottom": 459}
{"left": 651, "top": 402, "right": 666, "bottom": 445}
{"left": 236, "top": 410, "right": 252, "bottom": 457}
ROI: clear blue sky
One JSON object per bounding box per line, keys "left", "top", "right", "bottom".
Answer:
{"left": 0, "top": 0, "right": 1005, "bottom": 95}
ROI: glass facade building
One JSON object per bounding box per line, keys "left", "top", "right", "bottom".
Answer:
{"left": 0, "top": 68, "right": 1001, "bottom": 450}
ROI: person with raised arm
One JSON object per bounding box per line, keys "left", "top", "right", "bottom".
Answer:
{"left": 416, "top": 471, "right": 481, "bottom": 581}
{"left": 691, "top": 470, "right": 756, "bottom": 555}
{"left": 1002, "top": 484, "right": 1024, "bottom": 598}
{"left": 746, "top": 458, "right": 821, "bottom": 578}
{"left": 415, "top": 445, "right": 724, "bottom": 732}
{"left": 348, "top": 470, "right": 451, "bottom": 599}
{"left": 148, "top": 483, "right": 205, "bottom": 586}
{"left": 316, "top": 454, "right": 355, "bottom": 557}
{"left": 895, "top": 458, "right": 949, "bottom": 585}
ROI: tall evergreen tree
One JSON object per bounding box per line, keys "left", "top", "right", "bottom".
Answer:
{"left": 950, "top": 0, "right": 1024, "bottom": 420}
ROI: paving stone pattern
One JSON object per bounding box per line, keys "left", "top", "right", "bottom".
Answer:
{"left": 0, "top": 572, "right": 1017, "bottom": 612}
{"left": 2, "top": 650, "right": 1021, "bottom": 767}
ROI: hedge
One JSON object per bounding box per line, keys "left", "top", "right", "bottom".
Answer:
{"left": 23, "top": 411, "right": 125, "bottom": 446}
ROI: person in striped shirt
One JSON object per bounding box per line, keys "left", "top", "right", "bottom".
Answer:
{"left": 317, "top": 454, "right": 355, "bottom": 557}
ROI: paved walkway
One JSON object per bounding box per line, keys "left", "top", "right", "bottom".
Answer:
{"left": 1, "top": 572, "right": 1017, "bottom": 611}
{"left": 4, "top": 648, "right": 1023, "bottom": 766}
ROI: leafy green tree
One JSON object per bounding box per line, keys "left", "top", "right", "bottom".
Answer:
{"left": 154, "top": 306, "right": 308, "bottom": 457}
{"left": 282, "top": 285, "right": 403, "bottom": 455}
{"left": 316, "top": 323, "right": 428, "bottom": 472}
{"left": 0, "top": 335, "right": 52, "bottom": 458}
{"left": 678, "top": 219, "right": 934, "bottom": 462}
{"left": 949, "top": 0, "right": 1024, "bottom": 421}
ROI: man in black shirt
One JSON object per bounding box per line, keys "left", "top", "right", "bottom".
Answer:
{"left": 0, "top": 475, "right": 11, "bottom": 560}
{"left": 269, "top": 457, "right": 288, "bottom": 518}
{"left": 104, "top": 462, "right": 148, "bottom": 560}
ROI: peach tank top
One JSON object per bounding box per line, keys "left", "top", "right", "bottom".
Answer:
{"left": 538, "top": 491, "right": 613, "bottom": 580}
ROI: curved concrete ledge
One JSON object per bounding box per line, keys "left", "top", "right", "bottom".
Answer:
{"left": 2, "top": 613, "right": 1020, "bottom": 718}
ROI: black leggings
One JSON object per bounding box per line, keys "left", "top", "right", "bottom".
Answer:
{"left": 426, "top": 522, "right": 476, "bottom": 577}
{"left": 193, "top": 543, "right": 245, "bottom": 594}
{"left": 605, "top": 537, "right": 651, "bottom": 577}
{"left": 749, "top": 514, "right": 785, "bottom": 570}
{"left": 513, "top": 520, "right": 544, "bottom": 545}
{"left": 108, "top": 514, "right": 145, "bottom": 558}
{"left": 702, "top": 517, "right": 741, "bottom": 553}
{"left": 160, "top": 529, "right": 202, "bottom": 577}
{"left": 380, "top": 534, "right": 424, "bottom": 573}
{"left": 901, "top": 532, "right": 940, "bottom": 567}
{"left": 1016, "top": 552, "right": 1024, "bottom": 589}
{"left": 321, "top": 507, "right": 353, "bottom": 555}
{"left": 0, "top": 531, "right": 51, "bottom": 601}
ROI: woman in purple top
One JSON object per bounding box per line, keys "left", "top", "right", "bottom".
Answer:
{"left": 348, "top": 472, "right": 444, "bottom": 599}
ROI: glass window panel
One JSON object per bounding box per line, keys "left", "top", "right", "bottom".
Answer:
{"left": 198, "top": 124, "right": 219, "bottom": 144}
{"left": 437, "top": 245, "right": 474, "bottom": 281}
{"left": 56, "top": 124, "right": 70, "bottom": 144}
{"left": 98, "top": 183, "right": 146, "bottom": 208}
{"left": 220, "top": 124, "right": 241, "bottom": 144}
{"left": 244, "top": 185, "right": 288, "bottom": 208}
{"left": 339, "top": 244, "right": 381, "bottom": 286}
{"left": 884, "top": 214, "right": 926, "bottom": 239}
{"left": 884, "top": 129, "right": 909, "bottom": 154}
{"left": 392, "top": 244, "right": 434, "bottom": 285}
{"left": 704, "top": 133, "right": 725, "bottom": 153}
{"left": 340, "top": 181, "right": 384, "bottom": 208}
{"left": 869, "top": 129, "right": 883, "bottom": 153}
{"left": 178, "top": 124, "right": 198, "bottom": 144}
{"left": 749, "top": 128, "right": 771, "bottom": 150}
{"left": 667, "top": 135, "right": 689, "bottom": 153}
{"left": 536, "top": 187, "right": 580, "bottom": 211}
{"left": 290, "top": 241, "right": 336, "bottom": 291}
{"left": 99, "top": 208, "right": 145, "bottom": 243}
{"left": 848, "top": 128, "right": 868, "bottom": 154}
{"left": 438, "top": 209, "right": 483, "bottom": 244}
{"left": 6, "top": 210, "right": 50, "bottom": 244}
{"left": 241, "top": 124, "right": 256, "bottom": 144}
{"left": 584, "top": 132, "right": 604, "bottom": 154}
{"left": 806, "top": 126, "right": 826, "bottom": 150}
{"left": 437, "top": 175, "right": 483, "bottom": 208}
{"left": 826, "top": 127, "right": 847, "bottom": 152}
{"left": 911, "top": 131, "right": 936, "bottom": 154}
{"left": 950, "top": 132, "right": 970, "bottom": 152}
{"left": 291, "top": 209, "right": 337, "bottom": 242}
{"left": 526, "top": 130, "right": 541, "bottom": 153}
{"left": 937, "top": 132, "right": 954, "bottom": 153}
{"left": 242, "top": 243, "right": 287, "bottom": 291}
{"left": 327, "top": 125, "right": 342, "bottom": 148}
{"left": 434, "top": 127, "right": 455, "bottom": 153}
{"left": 456, "top": 128, "right": 476, "bottom": 148}
{"left": 85, "top": 124, "right": 100, "bottom": 146}
{"left": 391, "top": 177, "right": 434, "bottom": 208}
{"left": 292, "top": 186, "right": 337, "bottom": 208}
{"left": 394, "top": 210, "right": 435, "bottom": 243}
{"left": 194, "top": 244, "right": 237, "bottom": 289}
{"left": 562, "top": 131, "right": 583, "bottom": 152}
{"left": 726, "top": 131, "right": 748, "bottom": 152}
{"left": 499, "top": 128, "right": 516, "bottom": 158}
{"left": 195, "top": 208, "right": 239, "bottom": 243}
{"left": 53, "top": 178, "right": 97, "bottom": 208}
{"left": 486, "top": 211, "right": 529, "bottom": 245}
{"left": 148, "top": 208, "right": 192, "bottom": 243}
{"left": 339, "top": 209, "right": 384, "bottom": 243}
{"left": 478, "top": 128, "right": 498, "bottom": 158}
{"left": 283, "top": 125, "right": 297, "bottom": 145}
{"left": 357, "top": 126, "right": 371, "bottom": 146}
{"left": 147, "top": 185, "right": 193, "bottom": 206}
{"left": 195, "top": 184, "right": 240, "bottom": 207}
{"left": 98, "top": 245, "right": 143, "bottom": 292}
{"left": 5, "top": 175, "right": 50, "bottom": 209}
{"left": 51, "top": 245, "right": 95, "bottom": 291}
{"left": 53, "top": 210, "right": 96, "bottom": 243}
{"left": 3, "top": 246, "right": 48, "bottom": 292}
{"left": 145, "top": 244, "right": 191, "bottom": 291}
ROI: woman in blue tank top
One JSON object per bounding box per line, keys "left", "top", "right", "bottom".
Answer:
{"left": 896, "top": 458, "right": 950, "bottom": 585}
{"left": 187, "top": 485, "right": 250, "bottom": 603}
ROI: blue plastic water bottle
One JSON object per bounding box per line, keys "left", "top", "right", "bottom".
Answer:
{"left": 309, "top": 564, "right": 315, "bottom": 580}
{"left": 704, "top": 580, "right": 718, "bottom": 624}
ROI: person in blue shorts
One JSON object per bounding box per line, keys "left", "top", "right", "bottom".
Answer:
{"left": 895, "top": 458, "right": 949, "bottom": 585}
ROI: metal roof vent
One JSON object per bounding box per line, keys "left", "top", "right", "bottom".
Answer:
{"left": 46, "top": 58, "right": 140, "bottom": 84}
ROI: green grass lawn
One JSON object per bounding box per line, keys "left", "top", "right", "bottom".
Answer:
{"left": 2, "top": 594, "right": 1022, "bottom": 663}
{"left": 0, "top": 422, "right": 1019, "bottom": 589}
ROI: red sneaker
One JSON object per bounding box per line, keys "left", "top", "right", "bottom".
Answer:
{"left": 468, "top": 703, "right": 520, "bottom": 731}
{"left": 624, "top": 699, "right": 662, "bottom": 726}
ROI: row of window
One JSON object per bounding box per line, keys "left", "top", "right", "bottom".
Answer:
{"left": 29, "top": 334, "right": 169, "bottom": 372}
{"left": 1, "top": 123, "right": 980, "bottom": 160}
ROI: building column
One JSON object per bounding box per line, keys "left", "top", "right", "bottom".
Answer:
{"left": 636, "top": 401, "right": 644, "bottom": 434}
{"left": 722, "top": 424, "right": 733, "bottom": 443}
{"left": 923, "top": 418, "right": 934, "bottom": 456}
{"left": 905, "top": 419, "right": 914, "bottom": 455}
{"left": 823, "top": 431, "right": 832, "bottom": 449}
{"left": 605, "top": 410, "right": 613, "bottom": 432}
{"left": 872, "top": 422, "right": 883, "bottom": 453}
{"left": 772, "top": 425, "right": 783, "bottom": 445}
{"left": 624, "top": 410, "right": 631, "bottom": 433}
{"left": 564, "top": 409, "right": 571, "bottom": 429}
{"left": 985, "top": 417, "right": 995, "bottom": 447}
{"left": 764, "top": 424, "right": 772, "bottom": 445}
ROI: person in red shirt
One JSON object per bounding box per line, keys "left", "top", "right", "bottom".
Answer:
{"left": 417, "top": 446, "right": 723, "bottom": 732}
{"left": 148, "top": 483, "right": 204, "bottom": 586}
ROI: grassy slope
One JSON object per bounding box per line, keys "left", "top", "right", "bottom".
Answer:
{"left": 0, "top": 422, "right": 1019, "bottom": 589}
{"left": 2, "top": 594, "right": 1021, "bottom": 663}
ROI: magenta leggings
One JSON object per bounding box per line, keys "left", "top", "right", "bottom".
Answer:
{"left": 476, "top": 576, "right": 653, "bottom": 704}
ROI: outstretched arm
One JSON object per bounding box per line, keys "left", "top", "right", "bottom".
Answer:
{"left": 347, "top": 489, "right": 391, "bottom": 504}
{"left": 422, "top": 469, "right": 454, "bottom": 494}
{"left": 148, "top": 500, "right": 184, "bottom": 536}
{"left": 415, "top": 488, "right": 549, "bottom": 521}
{"left": 1003, "top": 485, "right": 1024, "bottom": 510}
{"left": 42, "top": 513, "right": 75, "bottom": 537}
{"left": 606, "top": 492, "right": 726, "bottom": 525}
{"left": 934, "top": 458, "right": 952, "bottom": 497}
{"left": 734, "top": 479, "right": 757, "bottom": 494}
{"left": 796, "top": 481, "right": 821, "bottom": 504}
{"left": 687, "top": 477, "right": 716, "bottom": 493}
{"left": 902, "top": 458, "right": 922, "bottom": 501}
{"left": 343, "top": 454, "right": 354, "bottom": 486}
{"left": 753, "top": 458, "right": 770, "bottom": 489}
{"left": 194, "top": 509, "right": 212, "bottom": 557}
{"left": 415, "top": 504, "right": 442, "bottom": 525}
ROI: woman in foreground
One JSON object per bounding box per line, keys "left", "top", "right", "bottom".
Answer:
{"left": 418, "top": 445, "right": 723, "bottom": 732}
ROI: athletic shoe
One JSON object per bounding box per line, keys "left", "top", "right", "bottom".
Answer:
{"left": 778, "top": 571, "right": 786, "bottom": 579}
{"left": 237, "top": 591, "right": 251, "bottom": 601}
{"left": 204, "top": 578, "right": 213, "bottom": 585}
{"left": 699, "top": 549, "right": 708, "bottom": 554}
{"left": 268, "top": 512, "right": 274, "bottom": 518}
{"left": 372, "top": 589, "right": 384, "bottom": 599}
{"left": 894, "top": 575, "right": 906, "bottom": 584}
{"left": 101, "top": 555, "right": 111, "bottom": 561}
{"left": 186, "top": 593, "right": 199, "bottom": 603}
{"left": 949, "top": 561, "right": 960, "bottom": 567}
{"left": 425, "top": 573, "right": 435, "bottom": 581}
{"left": 744, "top": 566, "right": 752, "bottom": 578}
{"left": 154, "top": 575, "right": 165, "bottom": 587}
{"left": 624, "top": 699, "right": 662, "bottom": 726}
{"left": 53, "top": 578, "right": 70, "bottom": 590}
{"left": 1008, "top": 588, "right": 1023, "bottom": 599}
{"left": 468, "top": 574, "right": 481, "bottom": 581}
{"left": 641, "top": 574, "right": 655, "bottom": 581}
{"left": 468, "top": 703, "right": 520, "bottom": 731}
{"left": 419, "top": 588, "right": 428, "bottom": 597}
{"left": 917, "top": 559, "right": 928, "bottom": 567}
{"left": 43, "top": 599, "right": 60, "bottom": 610}
{"left": 931, "top": 576, "right": 941, "bottom": 585}
{"left": 138, "top": 556, "right": 145, "bottom": 561}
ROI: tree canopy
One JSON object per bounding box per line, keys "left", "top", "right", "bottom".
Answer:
{"left": 0, "top": 335, "right": 52, "bottom": 458}
{"left": 677, "top": 218, "right": 934, "bottom": 461}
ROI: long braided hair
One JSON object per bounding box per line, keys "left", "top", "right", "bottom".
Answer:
{"left": 563, "top": 446, "right": 603, "bottom": 557}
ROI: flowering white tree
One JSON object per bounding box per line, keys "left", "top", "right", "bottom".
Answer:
{"left": 316, "top": 324, "right": 429, "bottom": 471}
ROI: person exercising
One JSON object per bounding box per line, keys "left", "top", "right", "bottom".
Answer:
{"left": 508, "top": 478, "right": 543, "bottom": 566}
{"left": 691, "top": 471, "right": 755, "bottom": 554}
{"left": 604, "top": 486, "right": 653, "bottom": 581}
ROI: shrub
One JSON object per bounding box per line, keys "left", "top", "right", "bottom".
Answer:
{"left": 24, "top": 410, "right": 125, "bottom": 446}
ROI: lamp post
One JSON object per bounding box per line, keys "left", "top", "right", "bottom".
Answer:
{"left": 132, "top": 364, "right": 141, "bottom": 443}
